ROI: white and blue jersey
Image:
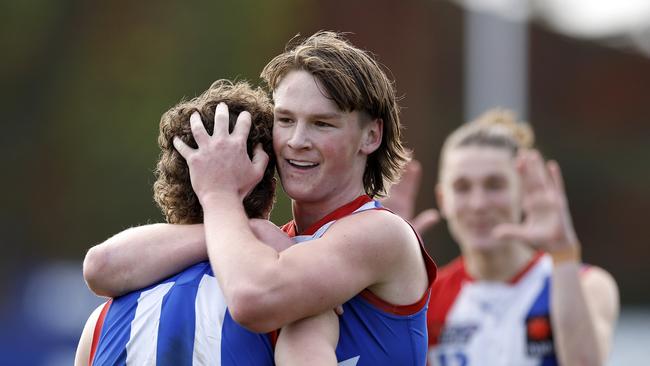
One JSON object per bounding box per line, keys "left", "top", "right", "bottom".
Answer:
{"left": 282, "top": 195, "right": 438, "bottom": 366}
{"left": 89, "top": 261, "right": 274, "bottom": 366}
{"left": 427, "top": 253, "right": 587, "bottom": 366}
{"left": 90, "top": 195, "right": 436, "bottom": 366}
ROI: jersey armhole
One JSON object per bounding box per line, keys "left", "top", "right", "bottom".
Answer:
{"left": 89, "top": 299, "right": 112, "bottom": 366}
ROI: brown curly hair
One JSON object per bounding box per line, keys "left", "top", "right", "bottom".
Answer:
{"left": 261, "top": 31, "right": 411, "bottom": 198}
{"left": 153, "top": 80, "right": 276, "bottom": 223}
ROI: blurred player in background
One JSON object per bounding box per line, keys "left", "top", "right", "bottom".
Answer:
{"left": 75, "top": 79, "right": 339, "bottom": 365}
{"left": 82, "top": 31, "right": 436, "bottom": 365}
{"left": 384, "top": 109, "right": 619, "bottom": 366}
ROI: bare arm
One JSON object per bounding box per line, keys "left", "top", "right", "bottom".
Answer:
{"left": 275, "top": 310, "right": 339, "bottom": 366}
{"left": 74, "top": 303, "right": 105, "bottom": 366}
{"left": 83, "top": 219, "right": 293, "bottom": 298}
{"left": 83, "top": 224, "right": 207, "bottom": 297}
{"left": 174, "top": 108, "right": 428, "bottom": 333}
{"left": 494, "top": 150, "right": 619, "bottom": 365}
{"left": 204, "top": 197, "right": 422, "bottom": 332}
{"left": 551, "top": 262, "right": 619, "bottom": 365}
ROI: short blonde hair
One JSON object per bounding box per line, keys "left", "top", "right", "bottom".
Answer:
{"left": 439, "top": 108, "right": 535, "bottom": 180}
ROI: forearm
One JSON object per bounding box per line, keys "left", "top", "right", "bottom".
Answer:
{"left": 203, "top": 194, "right": 287, "bottom": 329}
{"left": 275, "top": 310, "right": 339, "bottom": 366}
{"left": 551, "top": 261, "right": 602, "bottom": 366}
{"left": 83, "top": 223, "right": 207, "bottom": 297}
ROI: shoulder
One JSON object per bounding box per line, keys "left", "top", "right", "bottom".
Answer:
{"left": 326, "top": 208, "right": 419, "bottom": 258}
{"left": 320, "top": 208, "right": 422, "bottom": 281}
{"left": 249, "top": 219, "right": 293, "bottom": 252}
{"left": 580, "top": 265, "right": 619, "bottom": 312}
{"left": 334, "top": 208, "right": 417, "bottom": 242}
{"left": 573, "top": 264, "right": 620, "bottom": 358}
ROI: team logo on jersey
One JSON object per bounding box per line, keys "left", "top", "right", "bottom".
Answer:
{"left": 525, "top": 315, "right": 554, "bottom": 357}
{"left": 439, "top": 324, "right": 479, "bottom": 344}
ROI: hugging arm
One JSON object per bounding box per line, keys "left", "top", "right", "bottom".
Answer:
{"left": 275, "top": 310, "right": 340, "bottom": 366}
{"left": 83, "top": 224, "right": 207, "bottom": 297}
{"left": 83, "top": 219, "right": 294, "bottom": 297}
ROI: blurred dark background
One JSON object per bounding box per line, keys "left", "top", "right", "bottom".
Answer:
{"left": 1, "top": 0, "right": 648, "bottom": 364}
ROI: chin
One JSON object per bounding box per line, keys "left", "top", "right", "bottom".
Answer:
{"left": 282, "top": 183, "right": 318, "bottom": 203}
{"left": 465, "top": 234, "right": 502, "bottom": 252}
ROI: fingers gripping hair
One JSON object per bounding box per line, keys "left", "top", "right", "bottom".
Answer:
{"left": 153, "top": 80, "right": 276, "bottom": 223}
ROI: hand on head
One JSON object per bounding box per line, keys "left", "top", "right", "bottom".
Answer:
{"left": 173, "top": 103, "right": 269, "bottom": 204}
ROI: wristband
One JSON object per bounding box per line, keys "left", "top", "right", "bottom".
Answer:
{"left": 549, "top": 245, "right": 581, "bottom": 264}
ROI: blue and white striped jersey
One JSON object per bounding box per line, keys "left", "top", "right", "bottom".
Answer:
{"left": 91, "top": 195, "right": 436, "bottom": 366}
{"left": 90, "top": 261, "right": 274, "bottom": 366}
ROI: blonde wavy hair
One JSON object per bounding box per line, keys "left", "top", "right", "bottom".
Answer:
{"left": 439, "top": 108, "right": 535, "bottom": 179}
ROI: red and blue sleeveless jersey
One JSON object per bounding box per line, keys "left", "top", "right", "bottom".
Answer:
{"left": 427, "top": 253, "right": 592, "bottom": 366}
{"left": 282, "top": 195, "right": 438, "bottom": 366}
{"left": 89, "top": 261, "right": 274, "bottom": 366}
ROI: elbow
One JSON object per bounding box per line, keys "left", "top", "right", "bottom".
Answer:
{"left": 83, "top": 245, "right": 118, "bottom": 297}
{"left": 227, "top": 287, "right": 281, "bottom": 333}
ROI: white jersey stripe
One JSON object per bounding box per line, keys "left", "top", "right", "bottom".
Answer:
{"left": 193, "top": 274, "right": 228, "bottom": 365}
{"left": 125, "top": 281, "right": 175, "bottom": 366}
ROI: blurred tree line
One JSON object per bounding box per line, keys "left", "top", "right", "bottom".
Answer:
{"left": 1, "top": 0, "right": 649, "bottom": 308}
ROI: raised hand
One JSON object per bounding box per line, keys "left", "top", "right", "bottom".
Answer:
{"left": 381, "top": 159, "right": 439, "bottom": 236}
{"left": 493, "top": 150, "right": 580, "bottom": 260}
{"left": 173, "top": 103, "right": 269, "bottom": 204}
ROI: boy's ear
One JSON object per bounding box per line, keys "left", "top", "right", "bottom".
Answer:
{"left": 360, "top": 118, "right": 383, "bottom": 155}
{"left": 435, "top": 183, "right": 446, "bottom": 219}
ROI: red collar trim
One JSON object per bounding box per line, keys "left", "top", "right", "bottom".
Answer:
{"left": 281, "top": 195, "right": 373, "bottom": 237}
{"left": 508, "top": 251, "right": 545, "bottom": 284}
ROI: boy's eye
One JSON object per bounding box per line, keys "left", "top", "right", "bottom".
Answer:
{"left": 453, "top": 180, "right": 470, "bottom": 193}
{"left": 485, "top": 176, "right": 506, "bottom": 191}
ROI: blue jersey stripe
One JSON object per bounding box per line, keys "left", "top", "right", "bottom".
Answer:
{"left": 527, "top": 277, "right": 550, "bottom": 317}
{"left": 221, "top": 310, "right": 274, "bottom": 365}
{"left": 526, "top": 277, "right": 558, "bottom": 365}
{"left": 155, "top": 264, "right": 206, "bottom": 365}
{"left": 92, "top": 261, "right": 274, "bottom": 366}
{"left": 93, "top": 290, "right": 141, "bottom": 366}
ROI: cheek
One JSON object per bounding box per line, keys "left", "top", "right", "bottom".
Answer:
{"left": 320, "top": 141, "right": 341, "bottom": 158}
{"left": 493, "top": 191, "right": 519, "bottom": 217}
{"left": 321, "top": 135, "right": 355, "bottom": 161}
{"left": 272, "top": 139, "right": 281, "bottom": 156}
{"left": 272, "top": 128, "right": 284, "bottom": 154}
{"left": 441, "top": 192, "right": 462, "bottom": 218}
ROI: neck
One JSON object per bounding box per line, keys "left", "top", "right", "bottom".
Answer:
{"left": 462, "top": 242, "right": 535, "bottom": 282}
{"left": 291, "top": 189, "right": 367, "bottom": 233}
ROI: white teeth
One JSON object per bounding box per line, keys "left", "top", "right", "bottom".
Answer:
{"left": 288, "top": 160, "right": 317, "bottom": 167}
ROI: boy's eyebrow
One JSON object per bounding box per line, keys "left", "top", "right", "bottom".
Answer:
{"left": 274, "top": 107, "right": 342, "bottom": 120}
